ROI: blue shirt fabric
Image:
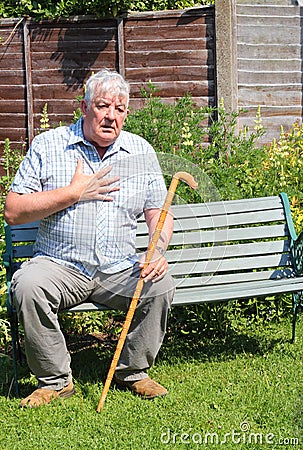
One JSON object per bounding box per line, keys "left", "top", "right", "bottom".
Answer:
{"left": 11, "top": 118, "right": 167, "bottom": 278}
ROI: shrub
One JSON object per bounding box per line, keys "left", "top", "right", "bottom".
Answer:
{"left": 1, "top": 89, "right": 302, "bottom": 349}
{"left": 0, "top": 0, "right": 214, "bottom": 20}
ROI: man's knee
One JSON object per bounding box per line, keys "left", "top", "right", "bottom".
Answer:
{"left": 142, "top": 273, "right": 175, "bottom": 306}
{"left": 11, "top": 259, "right": 57, "bottom": 311}
{"left": 11, "top": 264, "right": 39, "bottom": 303}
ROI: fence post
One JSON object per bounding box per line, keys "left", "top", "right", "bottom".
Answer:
{"left": 215, "top": 0, "right": 238, "bottom": 113}
{"left": 23, "top": 19, "right": 34, "bottom": 144}
{"left": 117, "top": 16, "right": 125, "bottom": 77}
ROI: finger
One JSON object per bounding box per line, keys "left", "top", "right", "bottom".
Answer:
{"left": 145, "top": 268, "right": 166, "bottom": 283}
{"left": 75, "top": 158, "right": 83, "bottom": 173}
{"left": 98, "top": 176, "right": 120, "bottom": 187}
{"left": 96, "top": 165, "right": 113, "bottom": 179}
{"left": 97, "top": 195, "right": 115, "bottom": 202}
{"left": 97, "top": 186, "right": 120, "bottom": 195}
{"left": 142, "top": 264, "right": 164, "bottom": 282}
{"left": 140, "top": 263, "right": 153, "bottom": 279}
{"left": 152, "top": 271, "right": 166, "bottom": 283}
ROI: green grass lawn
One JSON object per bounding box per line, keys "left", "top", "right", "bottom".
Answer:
{"left": 0, "top": 316, "right": 302, "bottom": 450}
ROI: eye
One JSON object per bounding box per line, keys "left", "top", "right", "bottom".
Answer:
{"left": 97, "top": 104, "right": 108, "bottom": 110}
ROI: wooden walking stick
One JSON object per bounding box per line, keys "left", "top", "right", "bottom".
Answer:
{"left": 96, "top": 171, "right": 198, "bottom": 412}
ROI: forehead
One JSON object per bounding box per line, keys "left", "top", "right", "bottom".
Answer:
{"left": 94, "top": 90, "right": 128, "bottom": 106}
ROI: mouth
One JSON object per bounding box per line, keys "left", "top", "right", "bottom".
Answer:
{"left": 101, "top": 125, "right": 114, "bottom": 132}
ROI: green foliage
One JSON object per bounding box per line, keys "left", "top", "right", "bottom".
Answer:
{"left": 124, "top": 85, "right": 265, "bottom": 204}
{"left": 59, "top": 311, "right": 123, "bottom": 335}
{"left": 1, "top": 88, "right": 303, "bottom": 348}
{"left": 0, "top": 0, "right": 213, "bottom": 20}
{"left": 39, "top": 102, "right": 50, "bottom": 130}
{"left": 260, "top": 122, "right": 303, "bottom": 233}
{"left": 0, "top": 139, "right": 25, "bottom": 201}
{"left": 0, "top": 139, "right": 26, "bottom": 350}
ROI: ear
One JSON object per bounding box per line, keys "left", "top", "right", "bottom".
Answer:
{"left": 80, "top": 99, "right": 88, "bottom": 116}
{"left": 123, "top": 108, "right": 130, "bottom": 120}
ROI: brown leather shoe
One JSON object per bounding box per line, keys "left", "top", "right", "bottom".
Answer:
{"left": 19, "top": 382, "right": 75, "bottom": 408}
{"left": 114, "top": 376, "right": 167, "bottom": 399}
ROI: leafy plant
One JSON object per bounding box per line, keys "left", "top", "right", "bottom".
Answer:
{"left": 259, "top": 121, "right": 303, "bottom": 232}
{"left": 1, "top": 88, "right": 303, "bottom": 349}
{"left": 39, "top": 103, "right": 50, "bottom": 130}
{"left": 0, "top": 0, "right": 213, "bottom": 20}
{"left": 124, "top": 84, "right": 265, "bottom": 204}
{"left": 0, "top": 139, "right": 26, "bottom": 350}
{"left": 0, "top": 139, "right": 25, "bottom": 201}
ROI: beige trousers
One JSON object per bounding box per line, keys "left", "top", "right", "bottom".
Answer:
{"left": 11, "top": 257, "right": 175, "bottom": 390}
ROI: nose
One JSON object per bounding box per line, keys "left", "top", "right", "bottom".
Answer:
{"left": 105, "top": 105, "right": 116, "bottom": 120}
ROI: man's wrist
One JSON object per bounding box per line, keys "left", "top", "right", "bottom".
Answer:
{"left": 156, "top": 246, "right": 165, "bottom": 256}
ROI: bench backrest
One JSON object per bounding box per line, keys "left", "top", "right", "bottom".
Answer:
{"left": 3, "top": 194, "right": 295, "bottom": 298}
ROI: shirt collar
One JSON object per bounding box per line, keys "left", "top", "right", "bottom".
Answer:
{"left": 68, "top": 118, "right": 131, "bottom": 158}
{"left": 68, "top": 117, "right": 89, "bottom": 147}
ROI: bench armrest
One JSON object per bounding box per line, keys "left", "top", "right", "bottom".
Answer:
{"left": 292, "top": 230, "right": 303, "bottom": 275}
{"left": 280, "top": 192, "right": 303, "bottom": 275}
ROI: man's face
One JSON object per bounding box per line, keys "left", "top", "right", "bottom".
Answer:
{"left": 81, "top": 92, "right": 129, "bottom": 148}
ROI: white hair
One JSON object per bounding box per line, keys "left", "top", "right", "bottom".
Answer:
{"left": 84, "top": 69, "right": 130, "bottom": 108}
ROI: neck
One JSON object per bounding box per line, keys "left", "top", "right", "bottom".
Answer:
{"left": 96, "top": 146, "right": 107, "bottom": 159}
{"left": 91, "top": 142, "right": 109, "bottom": 159}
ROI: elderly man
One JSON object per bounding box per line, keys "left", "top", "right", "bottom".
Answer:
{"left": 4, "top": 69, "right": 175, "bottom": 407}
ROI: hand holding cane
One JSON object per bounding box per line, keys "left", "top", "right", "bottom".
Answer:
{"left": 96, "top": 171, "right": 198, "bottom": 412}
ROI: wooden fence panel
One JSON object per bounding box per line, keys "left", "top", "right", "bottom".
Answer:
{"left": 29, "top": 18, "right": 118, "bottom": 134}
{"left": 124, "top": 10, "right": 215, "bottom": 108}
{"left": 0, "top": 7, "right": 215, "bottom": 154}
{"left": 236, "top": 1, "right": 303, "bottom": 143}
{"left": 1, "top": 2, "right": 303, "bottom": 155}
{"left": 0, "top": 21, "right": 27, "bottom": 144}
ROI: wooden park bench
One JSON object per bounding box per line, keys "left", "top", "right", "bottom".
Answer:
{"left": 3, "top": 192, "right": 303, "bottom": 394}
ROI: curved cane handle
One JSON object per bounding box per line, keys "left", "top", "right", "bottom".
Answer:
{"left": 173, "top": 171, "right": 198, "bottom": 190}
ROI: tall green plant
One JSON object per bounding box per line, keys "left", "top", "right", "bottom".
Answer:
{"left": 0, "top": 139, "right": 25, "bottom": 211}
{"left": 124, "top": 85, "right": 265, "bottom": 203}
{"left": 0, "top": 139, "right": 26, "bottom": 351}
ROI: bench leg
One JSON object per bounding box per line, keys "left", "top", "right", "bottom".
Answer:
{"left": 6, "top": 298, "right": 21, "bottom": 397}
{"left": 292, "top": 292, "right": 302, "bottom": 344}
{"left": 11, "top": 314, "right": 20, "bottom": 397}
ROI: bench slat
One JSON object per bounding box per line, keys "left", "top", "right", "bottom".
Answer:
{"left": 174, "top": 268, "right": 296, "bottom": 289}
{"left": 168, "top": 196, "right": 283, "bottom": 219}
{"left": 169, "top": 253, "right": 292, "bottom": 276}
{"left": 165, "top": 240, "right": 290, "bottom": 263}
{"left": 10, "top": 228, "right": 39, "bottom": 242}
{"left": 136, "top": 224, "right": 288, "bottom": 249}
{"left": 67, "top": 276, "right": 303, "bottom": 312}
{"left": 137, "top": 208, "right": 285, "bottom": 234}
{"left": 175, "top": 209, "right": 285, "bottom": 231}
{"left": 173, "top": 277, "right": 303, "bottom": 304}
{"left": 12, "top": 244, "right": 34, "bottom": 259}
{"left": 9, "top": 221, "right": 40, "bottom": 230}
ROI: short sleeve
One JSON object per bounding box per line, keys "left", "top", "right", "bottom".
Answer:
{"left": 10, "top": 135, "right": 45, "bottom": 194}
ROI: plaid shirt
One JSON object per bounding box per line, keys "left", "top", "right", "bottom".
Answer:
{"left": 11, "top": 118, "right": 167, "bottom": 278}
